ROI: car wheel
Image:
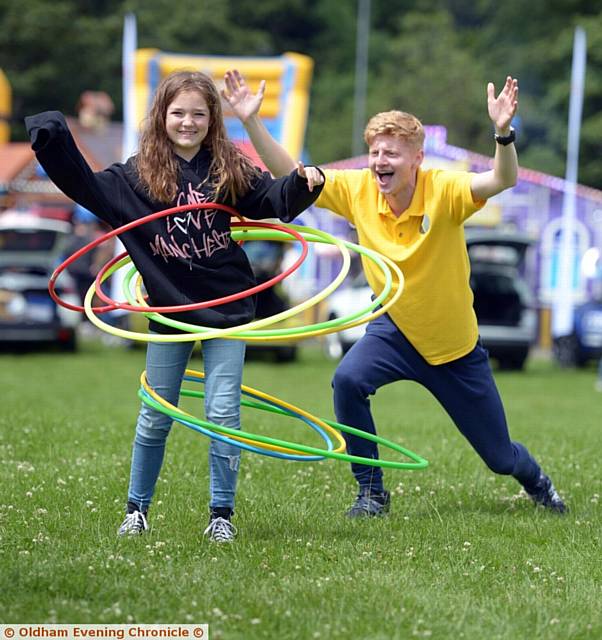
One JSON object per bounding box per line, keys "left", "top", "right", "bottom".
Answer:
{"left": 274, "top": 346, "right": 297, "bottom": 363}
{"left": 498, "top": 350, "right": 528, "bottom": 371}
{"left": 340, "top": 341, "right": 355, "bottom": 355}
{"left": 58, "top": 331, "right": 77, "bottom": 352}
{"left": 553, "top": 334, "right": 579, "bottom": 368}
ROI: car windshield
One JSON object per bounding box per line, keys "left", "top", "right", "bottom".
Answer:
{"left": 468, "top": 244, "right": 521, "bottom": 266}
{"left": 471, "top": 271, "right": 523, "bottom": 325}
{"left": 0, "top": 229, "right": 61, "bottom": 252}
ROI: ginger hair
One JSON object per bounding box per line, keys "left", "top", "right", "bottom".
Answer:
{"left": 363, "top": 110, "right": 425, "bottom": 149}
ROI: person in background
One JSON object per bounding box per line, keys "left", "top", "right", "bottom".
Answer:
{"left": 65, "top": 205, "right": 112, "bottom": 313}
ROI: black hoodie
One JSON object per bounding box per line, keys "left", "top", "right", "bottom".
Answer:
{"left": 26, "top": 111, "right": 323, "bottom": 332}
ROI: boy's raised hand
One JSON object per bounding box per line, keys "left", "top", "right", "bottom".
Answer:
{"left": 487, "top": 76, "right": 518, "bottom": 133}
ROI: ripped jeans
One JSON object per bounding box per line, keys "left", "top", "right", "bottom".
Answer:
{"left": 127, "top": 336, "right": 246, "bottom": 512}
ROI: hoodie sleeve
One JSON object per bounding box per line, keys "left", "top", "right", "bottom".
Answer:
{"left": 235, "top": 167, "right": 325, "bottom": 222}
{"left": 25, "top": 111, "right": 125, "bottom": 227}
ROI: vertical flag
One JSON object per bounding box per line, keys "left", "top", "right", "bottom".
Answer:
{"left": 122, "top": 13, "right": 138, "bottom": 161}
{"left": 111, "top": 13, "right": 138, "bottom": 314}
{"left": 552, "top": 26, "right": 587, "bottom": 337}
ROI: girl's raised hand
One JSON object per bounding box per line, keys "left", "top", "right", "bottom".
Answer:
{"left": 221, "top": 69, "right": 264, "bottom": 123}
{"left": 296, "top": 162, "right": 324, "bottom": 192}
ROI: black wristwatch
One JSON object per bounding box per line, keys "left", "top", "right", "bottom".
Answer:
{"left": 494, "top": 127, "right": 516, "bottom": 146}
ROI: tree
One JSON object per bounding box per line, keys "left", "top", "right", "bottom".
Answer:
{"left": 2, "top": 0, "right": 602, "bottom": 188}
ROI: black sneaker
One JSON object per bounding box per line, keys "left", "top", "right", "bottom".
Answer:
{"left": 525, "top": 473, "right": 567, "bottom": 514}
{"left": 203, "top": 517, "right": 237, "bottom": 543}
{"left": 118, "top": 510, "right": 149, "bottom": 535}
{"left": 203, "top": 507, "right": 236, "bottom": 543}
{"left": 346, "top": 488, "right": 391, "bottom": 518}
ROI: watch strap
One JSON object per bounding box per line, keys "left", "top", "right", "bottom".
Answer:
{"left": 494, "top": 127, "right": 516, "bottom": 146}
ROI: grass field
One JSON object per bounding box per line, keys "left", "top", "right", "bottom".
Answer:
{"left": 1, "top": 339, "right": 601, "bottom": 639}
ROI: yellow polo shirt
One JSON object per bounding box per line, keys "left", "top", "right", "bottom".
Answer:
{"left": 316, "top": 167, "right": 486, "bottom": 365}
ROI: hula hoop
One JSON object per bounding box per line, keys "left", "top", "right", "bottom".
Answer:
{"left": 140, "top": 370, "right": 346, "bottom": 458}
{"left": 141, "top": 368, "right": 428, "bottom": 470}
{"left": 83, "top": 224, "right": 354, "bottom": 342}
{"left": 135, "top": 228, "right": 405, "bottom": 342}
{"left": 83, "top": 225, "right": 405, "bottom": 344}
{"left": 139, "top": 387, "right": 331, "bottom": 462}
{"left": 93, "top": 221, "right": 308, "bottom": 313}
{"left": 49, "top": 202, "right": 247, "bottom": 313}
{"left": 139, "top": 377, "right": 333, "bottom": 462}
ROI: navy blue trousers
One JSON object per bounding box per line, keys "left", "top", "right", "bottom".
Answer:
{"left": 332, "top": 313, "right": 541, "bottom": 493}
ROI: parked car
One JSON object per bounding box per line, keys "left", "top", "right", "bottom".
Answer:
{"left": 553, "top": 299, "right": 602, "bottom": 367}
{"left": 466, "top": 229, "right": 537, "bottom": 370}
{"left": 0, "top": 211, "right": 81, "bottom": 351}
{"left": 322, "top": 229, "right": 538, "bottom": 370}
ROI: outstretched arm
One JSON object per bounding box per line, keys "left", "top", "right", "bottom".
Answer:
{"left": 25, "top": 111, "right": 121, "bottom": 226}
{"left": 470, "top": 76, "right": 519, "bottom": 201}
{"left": 222, "top": 69, "right": 302, "bottom": 178}
{"left": 236, "top": 164, "right": 325, "bottom": 222}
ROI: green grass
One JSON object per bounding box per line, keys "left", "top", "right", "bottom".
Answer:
{"left": 1, "top": 341, "right": 601, "bottom": 639}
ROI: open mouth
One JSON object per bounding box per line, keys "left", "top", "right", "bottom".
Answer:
{"left": 375, "top": 170, "right": 394, "bottom": 188}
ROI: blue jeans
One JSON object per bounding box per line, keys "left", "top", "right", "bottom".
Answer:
{"left": 127, "top": 337, "right": 246, "bottom": 512}
{"left": 333, "top": 313, "right": 541, "bottom": 493}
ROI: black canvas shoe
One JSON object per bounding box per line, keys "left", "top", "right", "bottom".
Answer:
{"left": 346, "top": 488, "right": 391, "bottom": 518}
{"left": 203, "top": 516, "right": 236, "bottom": 542}
{"left": 118, "top": 510, "right": 149, "bottom": 535}
{"left": 203, "top": 507, "right": 236, "bottom": 543}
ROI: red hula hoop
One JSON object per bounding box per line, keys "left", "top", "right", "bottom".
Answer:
{"left": 49, "top": 203, "right": 307, "bottom": 314}
{"left": 94, "top": 221, "right": 307, "bottom": 313}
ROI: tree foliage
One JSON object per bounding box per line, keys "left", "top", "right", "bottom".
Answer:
{"left": 1, "top": 0, "right": 601, "bottom": 188}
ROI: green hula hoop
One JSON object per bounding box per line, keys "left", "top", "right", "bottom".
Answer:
{"left": 139, "top": 371, "right": 428, "bottom": 471}
{"left": 84, "top": 224, "right": 353, "bottom": 342}
{"left": 123, "top": 226, "right": 404, "bottom": 341}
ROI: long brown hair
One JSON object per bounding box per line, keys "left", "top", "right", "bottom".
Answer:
{"left": 136, "top": 70, "right": 259, "bottom": 204}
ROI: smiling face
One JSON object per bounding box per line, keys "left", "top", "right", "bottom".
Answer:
{"left": 165, "top": 89, "right": 210, "bottom": 161}
{"left": 368, "top": 134, "right": 424, "bottom": 199}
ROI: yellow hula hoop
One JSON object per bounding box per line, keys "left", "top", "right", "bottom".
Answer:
{"left": 132, "top": 229, "right": 405, "bottom": 342}
{"left": 84, "top": 224, "right": 352, "bottom": 342}
{"left": 140, "top": 369, "right": 347, "bottom": 456}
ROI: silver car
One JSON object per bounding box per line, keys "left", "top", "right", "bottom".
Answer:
{"left": 0, "top": 210, "right": 81, "bottom": 350}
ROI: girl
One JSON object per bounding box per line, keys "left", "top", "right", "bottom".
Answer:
{"left": 26, "top": 71, "right": 324, "bottom": 542}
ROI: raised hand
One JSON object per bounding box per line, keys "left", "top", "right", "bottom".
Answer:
{"left": 221, "top": 69, "right": 265, "bottom": 123}
{"left": 296, "top": 161, "right": 324, "bottom": 192}
{"left": 487, "top": 76, "right": 518, "bottom": 133}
